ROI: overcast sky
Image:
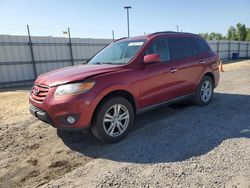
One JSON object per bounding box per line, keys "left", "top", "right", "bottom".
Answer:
{"left": 0, "top": 0, "right": 250, "bottom": 39}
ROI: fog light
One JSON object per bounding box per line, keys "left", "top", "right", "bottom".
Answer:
{"left": 67, "top": 116, "right": 76, "bottom": 124}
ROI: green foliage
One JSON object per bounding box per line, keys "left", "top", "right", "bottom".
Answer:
{"left": 227, "top": 26, "right": 238, "bottom": 40}
{"left": 246, "top": 28, "right": 250, "bottom": 41}
{"left": 199, "top": 33, "right": 209, "bottom": 40}
{"left": 222, "top": 36, "right": 227, "bottom": 40}
{"left": 236, "top": 23, "right": 247, "bottom": 41}
{"left": 208, "top": 32, "right": 223, "bottom": 40}
{"left": 199, "top": 23, "right": 250, "bottom": 41}
{"left": 199, "top": 32, "right": 224, "bottom": 40}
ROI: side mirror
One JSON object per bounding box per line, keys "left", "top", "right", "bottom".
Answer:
{"left": 143, "top": 54, "right": 161, "bottom": 64}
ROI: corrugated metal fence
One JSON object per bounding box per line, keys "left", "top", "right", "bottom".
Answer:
{"left": 0, "top": 35, "right": 112, "bottom": 88}
{"left": 0, "top": 34, "right": 249, "bottom": 88}
{"left": 208, "top": 40, "right": 250, "bottom": 60}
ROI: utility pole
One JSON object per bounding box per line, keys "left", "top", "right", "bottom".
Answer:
{"left": 112, "top": 30, "right": 115, "bottom": 41}
{"left": 176, "top": 25, "right": 179, "bottom": 32}
{"left": 124, "top": 6, "right": 132, "bottom": 37}
{"left": 68, "top": 27, "right": 74, "bottom": 66}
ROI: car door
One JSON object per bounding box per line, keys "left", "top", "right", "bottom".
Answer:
{"left": 168, "top": 36, "right": 203, "bottom": 95}
{"left": 138, "top": 37, "right": 184, "bottom": 108}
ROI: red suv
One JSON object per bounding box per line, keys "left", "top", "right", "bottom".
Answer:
{"left": 29, "top": 32, "right": 220, "bottom": 143}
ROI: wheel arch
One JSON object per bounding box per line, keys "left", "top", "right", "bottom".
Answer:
{"left": 203, "top": 72, "right": 215, "bottom": 87}
{"left": 91, "top": 89, "right": 137, "bottom": 125}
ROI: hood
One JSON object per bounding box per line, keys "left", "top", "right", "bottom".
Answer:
{"left": 35, "top": 64, "right": 122, "bottom": 87}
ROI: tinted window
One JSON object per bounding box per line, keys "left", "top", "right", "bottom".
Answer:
{"left": 192, "top": 37, "right": 210, "bottom": 53}
{"left": 145, "top": 38, "right": 170, "bottom": 62}
{"left": 169, "top": 37, "right": 194, "bottom": 60}
{"left": 188, "top": 38, "right": 199, "bottom": 56}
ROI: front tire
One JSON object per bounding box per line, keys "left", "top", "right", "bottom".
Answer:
{"left": 193, "top": 75, "right": 214, "bottom": 106}
{"left": 91, "top": 97, "right": 134, "bottom": 143}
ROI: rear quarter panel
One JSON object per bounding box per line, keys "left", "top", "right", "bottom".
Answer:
{"left": 196, "top": 51, "right": 220, "bottom": 88}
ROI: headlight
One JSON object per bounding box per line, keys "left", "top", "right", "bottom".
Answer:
{"left": 54, "top": 81, "right": 95, "bottom": 97}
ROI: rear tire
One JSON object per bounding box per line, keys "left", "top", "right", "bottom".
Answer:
{"left": 91, "top": 97, "right": 134, "bottom": 143}
{"left": 193, "top": 75, "right": 214, "bottom": 106}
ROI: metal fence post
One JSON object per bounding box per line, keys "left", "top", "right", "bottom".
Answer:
{"left": 27, "top": 25, "right": 37, "bottom": 78}
{"left": 68, "top": 27, "right": 74, "bottom": 66}
{"left": 238, "top": 41, "right": 240, "bottom": 58}
{"left": 228, "top": 41, "right": 231, "bottom": 60}
{"left": 247, "top": 42, "right": 249, "bottom": 58}
{"left": 217, "top": 40, "right": 219, "bottom": 55}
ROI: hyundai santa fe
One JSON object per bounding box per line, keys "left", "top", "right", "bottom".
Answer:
{"left": 29, "top": 31, "right": 220, "bottom": 143}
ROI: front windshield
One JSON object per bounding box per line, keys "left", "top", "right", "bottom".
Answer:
{"left": 88, "top": 40, "right": 146, "bottom": 65}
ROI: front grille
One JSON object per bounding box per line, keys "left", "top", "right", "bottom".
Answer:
{"left": 31, "top": 84, "right": 49, "bottom": 103}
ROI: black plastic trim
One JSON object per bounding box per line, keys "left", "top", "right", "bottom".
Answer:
{"left": 137, "top": 93, "right": 194, "bottom": 115}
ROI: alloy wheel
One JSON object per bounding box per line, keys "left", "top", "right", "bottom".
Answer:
{"left": 103, "top": 104, "right": 130, "bottom": 137}
{"left": 200, "top": 80, "right": 212, "bottom": 102}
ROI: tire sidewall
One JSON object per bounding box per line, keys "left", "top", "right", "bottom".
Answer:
{"left": 196, "top": 76, "right": 214, "bottom": 105}
{"left": 91, "top": 97, "right": 134, "bottom": 143}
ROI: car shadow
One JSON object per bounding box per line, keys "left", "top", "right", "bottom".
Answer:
{"left": 57, "top": 92, "right": 250, "bottom": 164}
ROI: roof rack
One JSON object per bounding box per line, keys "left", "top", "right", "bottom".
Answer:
{"left": 149, "top": 31, "right": 176, "bottom": 35}
{"left": 149, "top": 31, "right": 198, "bottom": 37}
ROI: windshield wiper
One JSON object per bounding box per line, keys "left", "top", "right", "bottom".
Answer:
{"left": 95, "top": 62, "right": 113, "bottom": 65}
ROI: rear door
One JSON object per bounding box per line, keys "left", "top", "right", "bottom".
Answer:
{"left": 168, "top": 36, "right": 203, "bottom": 95}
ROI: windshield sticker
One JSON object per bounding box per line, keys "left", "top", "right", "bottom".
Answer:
{"left": 128, "top": 42, "right": 144, "bottom": 46}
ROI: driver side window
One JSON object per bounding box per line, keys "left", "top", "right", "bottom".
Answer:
{"left": 145, "top": 38, "right": 170, "bottom": 62}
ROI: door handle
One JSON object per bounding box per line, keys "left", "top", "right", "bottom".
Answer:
{"left": 170, "top": 68, "right": 178, "bottom": 73}
{"left": 199, "top": 61, "right": 206, "bottom": 64}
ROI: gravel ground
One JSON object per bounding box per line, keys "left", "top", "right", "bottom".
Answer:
{"left": 0, "top": 60, "right": 249, "bottom": 188}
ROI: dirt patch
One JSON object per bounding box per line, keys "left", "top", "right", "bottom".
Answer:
{"left": 49, "top": 160, "right": 69, "bottom": 168}
{"left": 26, "top": 158, "right": 38, "bottom": 166}
{"left": 0, "top": 89, "right": 93, "bottom": 187}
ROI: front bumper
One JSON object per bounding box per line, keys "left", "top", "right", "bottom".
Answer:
{"left": 29, "top": 104, "right": 53, "bottom": 125}
{"left": 29, "top": 83, "right": 102, "bottom": 130}
{"left": 29, "top": 103, "right": 90, "bottom": 131}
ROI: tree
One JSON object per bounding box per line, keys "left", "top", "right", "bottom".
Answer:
{"left": 246, "top": 28, "right": 250, "bottom": 41}
{"left": 236, "top": 23, "right": 247, "bottom": 41}
{"left": 208, "top": 32, "right": 217, "bottom": 40}
{"left": 199, "top": 23, "right": 249, "bottom": 41}
{"left": 214, "top": 33, "right": 223, "bottom": 40}
{"left": 227, "top": 26, "right": 238, "bottom": 40}
{"left": 208, "top": 32, "right": 223, "bottom": 40}
{"left": 222, "top": 36, "right": 227, "bottom": 40}
{"left": 199, "top": 33, "right": 209, "bottom": 40}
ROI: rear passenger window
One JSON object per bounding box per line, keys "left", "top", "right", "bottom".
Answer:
{"left": 169, "top": 37, "right": 194, "bottom": 60}
{"left": 192, "top": 38, "right": 210, "bottom": 53}
{"left": 145, "top": 38, "right": 170, "bottom": 62}
{"left": 188, "top": 38, "right": 199, "bottom": 56}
